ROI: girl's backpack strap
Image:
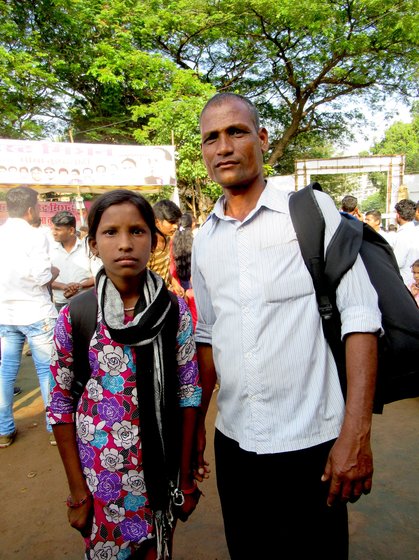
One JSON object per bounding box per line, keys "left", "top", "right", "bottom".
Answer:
{"left": 68, "top": 288, "right": 98, "bottom": 406}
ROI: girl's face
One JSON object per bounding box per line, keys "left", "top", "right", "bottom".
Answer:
{"left": 90, "top": 202, "right": 153, "bottom": 289}
{"left": 413, "top": 266, "right": 419, "bottom": 285}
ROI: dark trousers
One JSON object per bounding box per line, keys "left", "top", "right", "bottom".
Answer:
{"left": 214, "top": 429, "right": 348, "bottom": 560}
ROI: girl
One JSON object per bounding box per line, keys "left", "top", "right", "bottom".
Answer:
{"left": 169, "top": 213, "right": 197, "bottom": 330}
{"left": 48, "top": 190, "right": 202, "bottom": 560}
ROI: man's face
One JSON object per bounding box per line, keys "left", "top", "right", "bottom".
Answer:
{"left": 200, "top": 98, "right": 268, "bottom": 190}
{"left": 52, "top": 224, "right": 75, "bottom": 244}
{"left": 156, "top": 218, "right": 178, "bottom": 237}
{"left": 364, "top": 215, "right": 380, "bottom": 232}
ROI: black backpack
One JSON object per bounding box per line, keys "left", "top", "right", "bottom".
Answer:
{"left": 289, "top": 182, "right": 419, "bottom": 413}
{"left": 68, "top": 288, "right": 98, "bottom": 405}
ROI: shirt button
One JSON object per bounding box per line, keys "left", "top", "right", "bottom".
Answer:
{"left": 245, "top": 352, "right": 252, "bottom": 359}
{"left": 243, "top": 306, "right": 249, "bottom": 313}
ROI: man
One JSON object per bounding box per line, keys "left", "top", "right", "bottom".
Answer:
{"left": 341, "top": 194, "right": 362, "bottom": 220}
{"left": 148, "top": 199, "right": 183, "bottom": 293}
{"left": 0, "top": 186, "right": 59, "bottom": 447}
{"left": 392, "top": 199, "right": 419, "bottom": 286}
{"left": 364, "top": 209, "right": 389, "bottom": 241}
{"left": 50, "top": 211, "right": 95, "bottom": 311}
{"left": 192, "top": 93, "right": 381, "bottom": 559}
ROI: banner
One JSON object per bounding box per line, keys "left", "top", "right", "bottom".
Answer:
{"left": 0, "top": 201, "right": 89, "bottom": 227}
{"left": 0, "top": 140, "right": 176, "bottom": 190}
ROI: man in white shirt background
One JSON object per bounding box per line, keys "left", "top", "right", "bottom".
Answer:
{"left": 50, "top": 210, "right": 95, "bottom": 311}
{"left": 392, "top": 199, "right": 419, "bottom": 286}
{"left": 364, "top": 210, "right": 390, "bottom": 242}
{"left": 0, "top": 186, "right": 59, "bottom": 448}
{"left": 192, "top": 93, "right": 381, "bottom": 560}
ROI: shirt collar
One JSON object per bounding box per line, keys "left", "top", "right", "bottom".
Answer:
{"left": 398, "top": 221, "right": 415, "bottom": 231}
{"left": 58, "top": 236, "right": 83, "bottom": 253}
{"left": 210, "top": 179, "right": 291, "bottom": 228}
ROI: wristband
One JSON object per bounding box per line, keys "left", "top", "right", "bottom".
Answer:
{"left": 66, "top": 490, "right": 92, "bottom": 509}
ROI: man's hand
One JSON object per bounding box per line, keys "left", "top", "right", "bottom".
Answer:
{"left": 321, "top": 432, "right": 373, "bottom": 507}
{"left": 193, "top": 416, "right": 210, "bottom": 482}
{"left": 63, "top": 283, "right": 81, "bottom": 298}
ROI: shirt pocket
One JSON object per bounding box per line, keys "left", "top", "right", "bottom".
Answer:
{"left": 259, "top": 228, "right": 315, "bottom": 304}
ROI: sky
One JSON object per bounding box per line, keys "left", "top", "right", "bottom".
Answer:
{"left": 341, "top": 101, "right": 413, "bottom": 156}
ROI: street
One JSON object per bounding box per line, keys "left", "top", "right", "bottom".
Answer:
{"left": 0, "top": 352, "right": 418, "bottom": 559}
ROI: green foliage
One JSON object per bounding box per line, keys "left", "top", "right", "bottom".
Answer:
{"left": 0, "top": 0, "right": 417, "bottom": 211}
{"left": 360, "top": 190, "right": 386, "bottom": 213}
{"left": 143, "top": 0, "right": 418, "bottom": 165}
{"left": 371, "top": 104, "right": 419, "bottom": 173}
{"left": 311, "top": 173, "right": 362, "bottom": 207}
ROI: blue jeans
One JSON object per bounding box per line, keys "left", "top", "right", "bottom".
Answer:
{"left": 0, "top": 318, "right": 56, "bottom": 435}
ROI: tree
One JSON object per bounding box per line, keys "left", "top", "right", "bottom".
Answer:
{"left": 141, "top": 0, "right": 418, "bottom": 170}
{"left": 0, "top": 0, "right": 216, "bottom": 214}
{"left": 310, "top": 173, "right": 362, "bottom": 208}
{"left": 1, "top": 0, "right": 417, "bottom": 210}
{"left": 371, "top": 103, "right": 419, "bottom": 174}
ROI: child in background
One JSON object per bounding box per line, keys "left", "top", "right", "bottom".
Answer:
{"left": 48, "top": 190, "right": 201, "bottom": 560}
{"left": 409, "top": 259, "right": 419, "bottom": 306}
{"left": 170, "top": 214, "right": 197, "bottom": 330}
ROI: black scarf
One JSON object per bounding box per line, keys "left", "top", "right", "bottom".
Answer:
{"left": 97, "top": 269, "right": 181, "bottom": 558}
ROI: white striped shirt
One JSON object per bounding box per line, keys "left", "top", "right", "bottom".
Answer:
{"left": 192, "top": 181, "right": 381, "bottom": 454}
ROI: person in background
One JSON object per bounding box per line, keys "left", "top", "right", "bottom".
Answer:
{"left": 32, "top": 215, "right": 55, "bottom": 254}
{"left": 192, "top": 93, "right": 381, "bottom": 560}
{"left": 408, "top": 259, "right": 419, "bottom": 305}
{"left": 0, "top": 186, "right": 58, "bottom": 448}
{"left": 364, "top": 210, "right": 389, "bottom": 241}
{"left": 50, "top": 211, "right": 95, "bottom": 312}
{"left": 414, "top": 201, "right": 419, "bottom": 226}
{"left": 341, "top": 194, "right": 362, "bottom": 220}
{"left": 392, "top": 199, "right": 419, "bottom": 286}
{"left": 78, "top": 225, "right": 89, "bottom": 239}
{"left": 48, "top": 190, "right": 201, "bottom": 559}
{"left": 148, "top": 199, "right": 184, "bottom": 295}
{"left": 170, "top": 213, "right": 198, "bottom": 329}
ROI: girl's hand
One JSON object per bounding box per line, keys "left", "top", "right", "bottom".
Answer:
{"left": 177, "top": 485, "right": 202, "bottom": 523}
{"left": 68, "top": 497, "right": 94, "bottom": 537}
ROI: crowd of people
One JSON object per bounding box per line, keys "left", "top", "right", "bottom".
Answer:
{"left": 0, "top": 92, "right": 418, "bottom": 560}
{"left": 340, "top": 194, "right": 419, "bottom": 293}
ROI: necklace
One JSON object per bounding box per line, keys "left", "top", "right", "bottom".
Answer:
{"left": 124, "top": 306, "right": 136, "bottom": 312}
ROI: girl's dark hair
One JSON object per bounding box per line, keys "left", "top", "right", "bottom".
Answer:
{"left": 87, "top": 189, "right": 157, "bottom": 249}
{"left": 172, "top": 213, "right": 194, "bottom": 282}
{"left": 411, "top": 259, "right": 419, "bottom": 269}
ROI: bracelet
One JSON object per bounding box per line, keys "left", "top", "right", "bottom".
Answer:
{"left": 66, "top": 490, "right": 92, "bottom": 509}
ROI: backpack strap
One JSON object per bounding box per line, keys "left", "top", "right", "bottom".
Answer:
{"left": 289, "top": 182, "right": 333, "bottom": 320}
{"left": 289, "top": 182, "right": 361, "bottom": 398}
{"left": 68, "top": 288, "right": 179, "bottom": 412}
{"left": 68, "top": 288, "right": 98, "bottom": 406}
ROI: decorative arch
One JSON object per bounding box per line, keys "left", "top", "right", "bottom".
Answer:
{"left": 294, "top": 155, "right": 405, "bottom": 213}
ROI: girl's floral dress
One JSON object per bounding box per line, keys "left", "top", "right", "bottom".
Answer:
{"left": 48, "top": 297, "right": 201, "bottom": 560}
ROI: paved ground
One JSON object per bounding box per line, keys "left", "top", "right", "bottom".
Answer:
{"left": 1, "top": 352, "right": 418, "bottom": 559}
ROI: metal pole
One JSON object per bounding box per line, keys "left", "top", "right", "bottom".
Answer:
{"left": 68, "top": 128, "right": 85, "bottom": 226}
